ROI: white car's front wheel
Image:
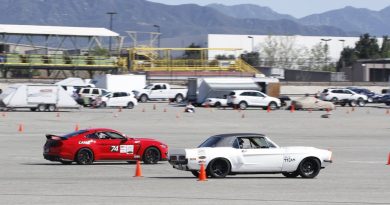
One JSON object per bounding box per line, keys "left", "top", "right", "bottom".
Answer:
{"left": 239, "top": 101, "right": 248, "bottom": 110}
{"left": 298, "top": 158, "right": 321, "bottom": 178}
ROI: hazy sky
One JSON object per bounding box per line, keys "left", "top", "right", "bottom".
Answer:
{"left": 148, "top": 0, "right": 390, "bottom": 18}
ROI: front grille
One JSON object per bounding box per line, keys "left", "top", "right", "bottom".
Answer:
{"left": 169, "top": 155, "right": 188, "bottom": 165}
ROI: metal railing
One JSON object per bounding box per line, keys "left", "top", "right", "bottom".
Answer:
{"left": 0, "top": 54, "right": 117, "bottom": 67}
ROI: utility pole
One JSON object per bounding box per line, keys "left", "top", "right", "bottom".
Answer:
{"left": 107, "top": 12, "right": 117, "bottom": 54}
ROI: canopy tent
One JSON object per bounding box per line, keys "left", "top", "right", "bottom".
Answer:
{"left": 0, "top": 24, "right": 119, "bottom": 37}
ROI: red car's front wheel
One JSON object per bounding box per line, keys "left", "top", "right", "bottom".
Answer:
{"left": 143, "top": 147, "right": 160, "bottom": 164}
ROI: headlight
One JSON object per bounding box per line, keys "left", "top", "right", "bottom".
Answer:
{"left": 160, "top": 144, "right": 168, "bottom": 149}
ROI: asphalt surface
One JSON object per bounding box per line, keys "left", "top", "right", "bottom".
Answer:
{"left": 1, "top": 102, "right": 390, "bottom": 205}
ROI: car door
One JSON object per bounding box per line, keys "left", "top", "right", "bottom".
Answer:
{"left": 253, "top": 91, "right": 267, "bottom": 106}
{"left": 93, "top": 131, "right": 127, "bottom": 160}
{"left": 236, "top": 137, "right": 284, "bottom": 172}
{"left": 107, "top": 93, "right": 121, "bottom": 106}
{"left": 149, "top": 84, "right": 164, "bottom": 99}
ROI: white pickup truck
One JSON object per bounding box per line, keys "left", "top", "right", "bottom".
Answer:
{"left": 133, "top": 83, "right": 187, "bottom": 103}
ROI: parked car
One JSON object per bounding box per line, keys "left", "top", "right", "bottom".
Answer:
{"left": 133, "top": 83, "right": 187, "bottom": 103}
{"left": 346, "top": 87, "right": 380, "bottom": 103}
{"left": 168, "top": 133, "right": 332, "bottom": 178}
{"left": 96, "top": 92, "right": 138, "bottom": 109}
{"left": 43, "top": 128, "right": 168, "bottom": 165}
{"left": 319, "top": 88, "right": 367, "bottom": 107}
{"left": 227, "top": 90, "right": 281, "bottom": 110}
{"left": 373, "top": 94, "right": 390, "bottom": 105}
{"left": 202, "top": 97, "right": 228, "bottom": 107}
{"left": 291, "top": 96, "right": 335, "bottom": 111}
{"left": 76, "top": 87, "right": 109, "bottom": 106}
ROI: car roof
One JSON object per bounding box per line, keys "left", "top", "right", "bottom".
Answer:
{"left": 84, "top": 128, "right": 119, "bottom": 133}
{"left": 212, "top": 133, "right": 266, "bottom": 138}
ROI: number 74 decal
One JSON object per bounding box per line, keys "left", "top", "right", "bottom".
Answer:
{"left": 111, "top": 145, "right": 134, "bottom": 154}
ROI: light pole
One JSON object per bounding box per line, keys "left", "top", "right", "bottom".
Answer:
{"left": 321, "top": 38, "right": 332, "bottom": 84}
{"left": 107, "top": 12, "right": 117, "bottom": 54}
{"left": 339, "top": 39, "right": 346, "bottom": 72}
{"left": 153, "top": 25, "right": 161, "bottom": 48}
{"left": 248, "top": 36, "right": 254, "bottom": 52}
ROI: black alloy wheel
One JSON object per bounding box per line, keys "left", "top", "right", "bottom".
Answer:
{"left": 143, "top": 147, "right": 160, "bottom": 164}
{"left": 76, "top": 148, "right": 94, "bottom": 165}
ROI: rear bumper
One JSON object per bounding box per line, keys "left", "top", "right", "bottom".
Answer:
{"left": 43, "top": 154, "right": 71, "bottom": 162}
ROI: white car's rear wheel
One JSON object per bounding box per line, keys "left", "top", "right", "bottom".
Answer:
{"left": 127, "top": 102, "right": 134, "bottom": 109}
{"left": 207, "top": 158, "right": 231, "bottom": 178}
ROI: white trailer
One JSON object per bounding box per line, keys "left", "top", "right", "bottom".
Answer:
{"left": 187, "top": 77, "right": 284, "bottom": 105}
{"left": 0, "top": 84, "right": 79, "bottom": 111}
{"left": 92, "top": 74, "right": 146, "bottom": 93}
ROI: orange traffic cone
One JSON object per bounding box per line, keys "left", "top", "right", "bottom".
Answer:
{"left": 386, "top": 109, "right": 390, "bottom": 115}
{"left": 351, "top": 107, "right": 355, "bottom": 112}
{"left": 267, "top": 105, "right": 271, "bottom": 113}
{"left": 134, "top": 160, "right": 143, "bottom": 177}
{"left": 118, "top": 107, "right": 122, "bottom": 112}
{"left": 290, "top": 104, "right": 295, "bottom": 113}
{"left": 387, "top": 153, "right": 390, "bottom": 165}
{"left": 163, "top": 108, "right": 167, "bottom": 112}
{"left": 75, "top": 124, "right": 79, "bottom": 131}
{"left": 153, "top": 104, "right": 156, "bottom": 110}
{"left": 198, "top": 163, "right": 207, "bottom": 181}
{"left": 18, "top": 124, "right": 24, "bottom": 132}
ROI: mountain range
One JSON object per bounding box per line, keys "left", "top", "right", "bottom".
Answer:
{"left": 0, "top": 0, "right": 389, "bottom": 47}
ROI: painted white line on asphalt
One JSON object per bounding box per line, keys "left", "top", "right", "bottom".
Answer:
{"left": 347, "top": 161, "right": 386, "bottom": 164}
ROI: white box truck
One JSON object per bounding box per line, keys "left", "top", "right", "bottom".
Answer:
{"left": 0, "top": 84, "right": 79, "bottom": 111}
{"left": 92, "top": 74, "right": 146, "bottom": 93}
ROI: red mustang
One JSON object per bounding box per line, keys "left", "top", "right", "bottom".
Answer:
{"left": 43, "top": 128, "right": 168, "bottom": 165}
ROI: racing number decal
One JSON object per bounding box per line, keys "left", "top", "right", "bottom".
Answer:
{"left": 111, "top": 146, "right": 119, "bottom": 152}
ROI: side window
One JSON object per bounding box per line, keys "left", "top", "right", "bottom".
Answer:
{"left": 154, "top": 85, "right": 161, "bottom": 90}
{"left": 106, "top": 132, "right": 125, "bottom": 139}
{"left": 344, "top": 90, "right": 352, "bottom": 94}
{"left": 86, "top": 133, "right": 99, "bottom": 139}
{"left": 92, "top": 89, "right": 99, "bottom": 95}
{"left": 238, "top": 138, "right": 252, "bottom": 149}
{"left": 96, "top": 132, "right": 110, "bottom": 139}
{"left": 241, "top": 92, "right": 249, "bottom": 96}
{"left": 252, "top": 137, "right": 270, "bottom": 148}
{"left": 82, "top": 89, "right": 89, "bottom": 94}
{"left": 255, "top": 92, "right": 264, "bottom": 97}
{"left": 162, "top": 84, "right": 167, "bottom": 89}
{"left": 113, "top": 93, "right": 120, "bottom": 98}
